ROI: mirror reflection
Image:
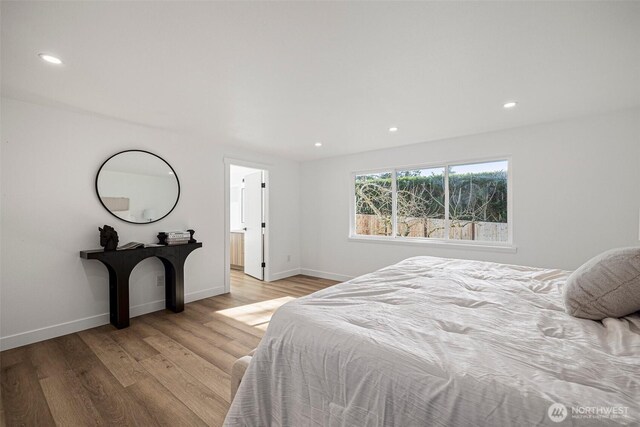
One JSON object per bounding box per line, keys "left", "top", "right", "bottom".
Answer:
{"left": 96, "top": 150, "right": 180, "bottom": 224}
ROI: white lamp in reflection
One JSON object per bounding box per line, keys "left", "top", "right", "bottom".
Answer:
{"left": 142, "top": 209, "right": 156, "bottom": 223}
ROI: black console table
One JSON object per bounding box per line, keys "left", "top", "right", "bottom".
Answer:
{"left": 80, "top": 242, "right": 202, "bottom": 329}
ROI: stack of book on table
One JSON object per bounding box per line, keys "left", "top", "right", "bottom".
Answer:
{"left": 159, "top": 231, "right": 191, "bottom": 246}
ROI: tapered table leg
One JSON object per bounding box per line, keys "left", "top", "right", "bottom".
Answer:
{"left": 106, "top": 264, "right": 131, "bottom": 329}
{"left": 162, "top": 259, "right": 184, "bottom": 313}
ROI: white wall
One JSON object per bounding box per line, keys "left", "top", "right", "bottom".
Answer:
{"left": 300, "top": 108, "right": 640, "bottom": 280}
{"left": 0, "top": 97, "right": 301, "bottom": 350}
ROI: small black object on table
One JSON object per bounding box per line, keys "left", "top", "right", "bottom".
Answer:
{"left": 80, "top": 242, "right": 203, "bottom": 329}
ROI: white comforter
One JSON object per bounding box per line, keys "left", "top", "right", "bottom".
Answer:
{"left": 224, "top": 256, "right": 640, "bottom": 426}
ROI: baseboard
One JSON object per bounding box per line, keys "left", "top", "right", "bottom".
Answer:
{"left": 0, "top": 313, "right": 110, "bottom": 352}
{"left": 0, "top": 286, "right": 226, "bottom": 351}
{"left": 299, "top": 268, "right": 354, "bottom": 282}
{"left": 269, "top": 268, "right": 301, "bottom": 281}
{"left": 130, "top": 299, "right": 167, "bottom": 318}
{"left": 185, "top": 286, "right": 226, "bottom": 303}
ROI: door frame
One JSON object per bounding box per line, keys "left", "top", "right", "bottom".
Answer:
{"left": 224, "top": 157, "right": 271, "bottom": 293}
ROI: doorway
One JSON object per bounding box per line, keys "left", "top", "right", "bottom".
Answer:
{"left": 226, "top": 161, "right": 268, "bottom": 292}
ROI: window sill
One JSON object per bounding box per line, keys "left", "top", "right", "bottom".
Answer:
{"left": 347, "top": 235, "right": 517, "bottom": 254}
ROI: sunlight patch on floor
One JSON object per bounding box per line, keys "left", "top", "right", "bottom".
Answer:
{"left": 216, "top": 296, "right": 295, "bottom": 326}
{"left": 255, "top": 322, "right": 270, "bottom": 332}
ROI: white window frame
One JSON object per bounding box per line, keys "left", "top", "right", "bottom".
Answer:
{"left": 349, "top": 156, "right": 515, "bottom": 253}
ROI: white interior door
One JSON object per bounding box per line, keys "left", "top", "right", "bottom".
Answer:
{"left": 243, "top": 171, "right": 264, "bottom": 280}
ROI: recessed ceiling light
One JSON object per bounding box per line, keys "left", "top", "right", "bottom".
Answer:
{"left": 314, "top": 142, "right": 322, "bottom": 147}
{"left": 388, "top": 127, "right": 399, "bottom": 132}
{"left": 38, "top": 53, "right": 63, "bottom": 65}
{"left": 503, "top": 101, "right": 518, "bottom": 109}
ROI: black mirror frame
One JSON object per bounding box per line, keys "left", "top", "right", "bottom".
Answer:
{"left": 95, "top": 149, "right": 181, "bottom": 225}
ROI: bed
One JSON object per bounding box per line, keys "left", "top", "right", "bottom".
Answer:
{"left": 224, "top": 256, "right": 640, "bottom": 426}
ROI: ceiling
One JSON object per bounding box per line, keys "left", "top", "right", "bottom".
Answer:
{"left": 2, "top": 1, "right": 639, "bottom": 161}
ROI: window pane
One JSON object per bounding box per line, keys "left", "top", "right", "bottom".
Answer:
{"left": 396, "top": 167, "right": 446, "bottom": 238}
{"left": 354, "top": 172, "right": 393, "bottom": 236}
{"left": 448, "top": 160, "right": 508, "bottom": 242}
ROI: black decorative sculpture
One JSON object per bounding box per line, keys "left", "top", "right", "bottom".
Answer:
{"left": 99, "top": 225, "right": 119, "bottom": 251}
{"left": 187, "top": 229, "right": 196, "bottom": 243}
{"left": 157, "top": 232, "right": 168, "bottom": 245}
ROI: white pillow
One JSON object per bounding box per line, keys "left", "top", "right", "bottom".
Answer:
{"left": 564, "top": 247, "right": 640, "bottom": 320}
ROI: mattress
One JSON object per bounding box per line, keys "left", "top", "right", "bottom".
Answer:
{"left": 224, "top": 256, "right": 640, "bottom": 426}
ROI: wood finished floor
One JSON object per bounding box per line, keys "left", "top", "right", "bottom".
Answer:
{"left": 0, "top": 271, "right": 337, "bottom": 426}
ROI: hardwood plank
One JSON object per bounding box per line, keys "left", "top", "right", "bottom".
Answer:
{"left": 79, "top": 329, "right": 148, "bottom": 387}
{"left": 28, "top": 340, "right": 70, "bottom": 380}
{"left": 206, "top": 312, "right": 266, "bottom": 339}
{"left": 165, "top": 312, "right": 233, "bottom": 346}
{"left": 0, "top": 346, "right": 28, "bottom": 369}
{"left": 230, "top": 284, "right": 286, "bottom": 301}
{"left": 73, "top": 361, "right": 157, "bottom": 426}
{"left": 140, "top": 354, "right": 228, "bottom": 426}
{"left": 296, "top": 275, "right": 338, "bottom": 285}
{"left": 254, "top": 322, "right": 270, "bottom": 332}
{"left": 129, "top": 318, "right": 163, "bottom": 338}
{"left": 215, "top": 289, "right": 255, "bottom": 301}
{"left": 0, "top": 362, "right": 55, "bottom": 426}
{"left": 184, "top": 300, "right": 218, "bottom": 318}
{"left": 139, "top": 315, "right": 237, "bottom": 373}
{"left": 110, "top": 327, "right": 159, "bottom": 362}
{"left": 54, "top": 333, "right": 103, "bottom": 373}
{"left": 214, "top": 296, "right": 295, "bottom": 326}
{"left": 144, "top": 334, "right": 231, "bottom": 403}
{"left": 128, "top": 377, "right": 207, "bottom": 427}
{"left": 203, "top": 318, "right": 262, "bottom": 349}
{"left": 40, "top": 370, "right": 104, "bottom": 426}
{"left": 218, "top": 340, "right": 254, "bottom": 359}
{"left": 197, "top": 294, "right": 255, "bottom": 311}
{"left": 258, "top": 284, "right": 307, "bottom": 298}
{"left": 177, "top": 304, "right": 215, "bottom": 323}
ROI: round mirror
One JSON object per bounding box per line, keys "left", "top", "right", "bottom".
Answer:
{"left": 96, "top": 150, "right": 180, "bottom": 224}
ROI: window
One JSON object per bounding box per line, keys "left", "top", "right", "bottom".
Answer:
{"left": 448, "top": 161, "right": 508, "bottom": 242}
{"left": 396, "top": 167, "right": 446, "bottom": 238}
{"left": 355, "top": 172, "right": 393, "bottom": 236}
{"left": 351, "top": 159, "right": 510, "bottom": 245}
